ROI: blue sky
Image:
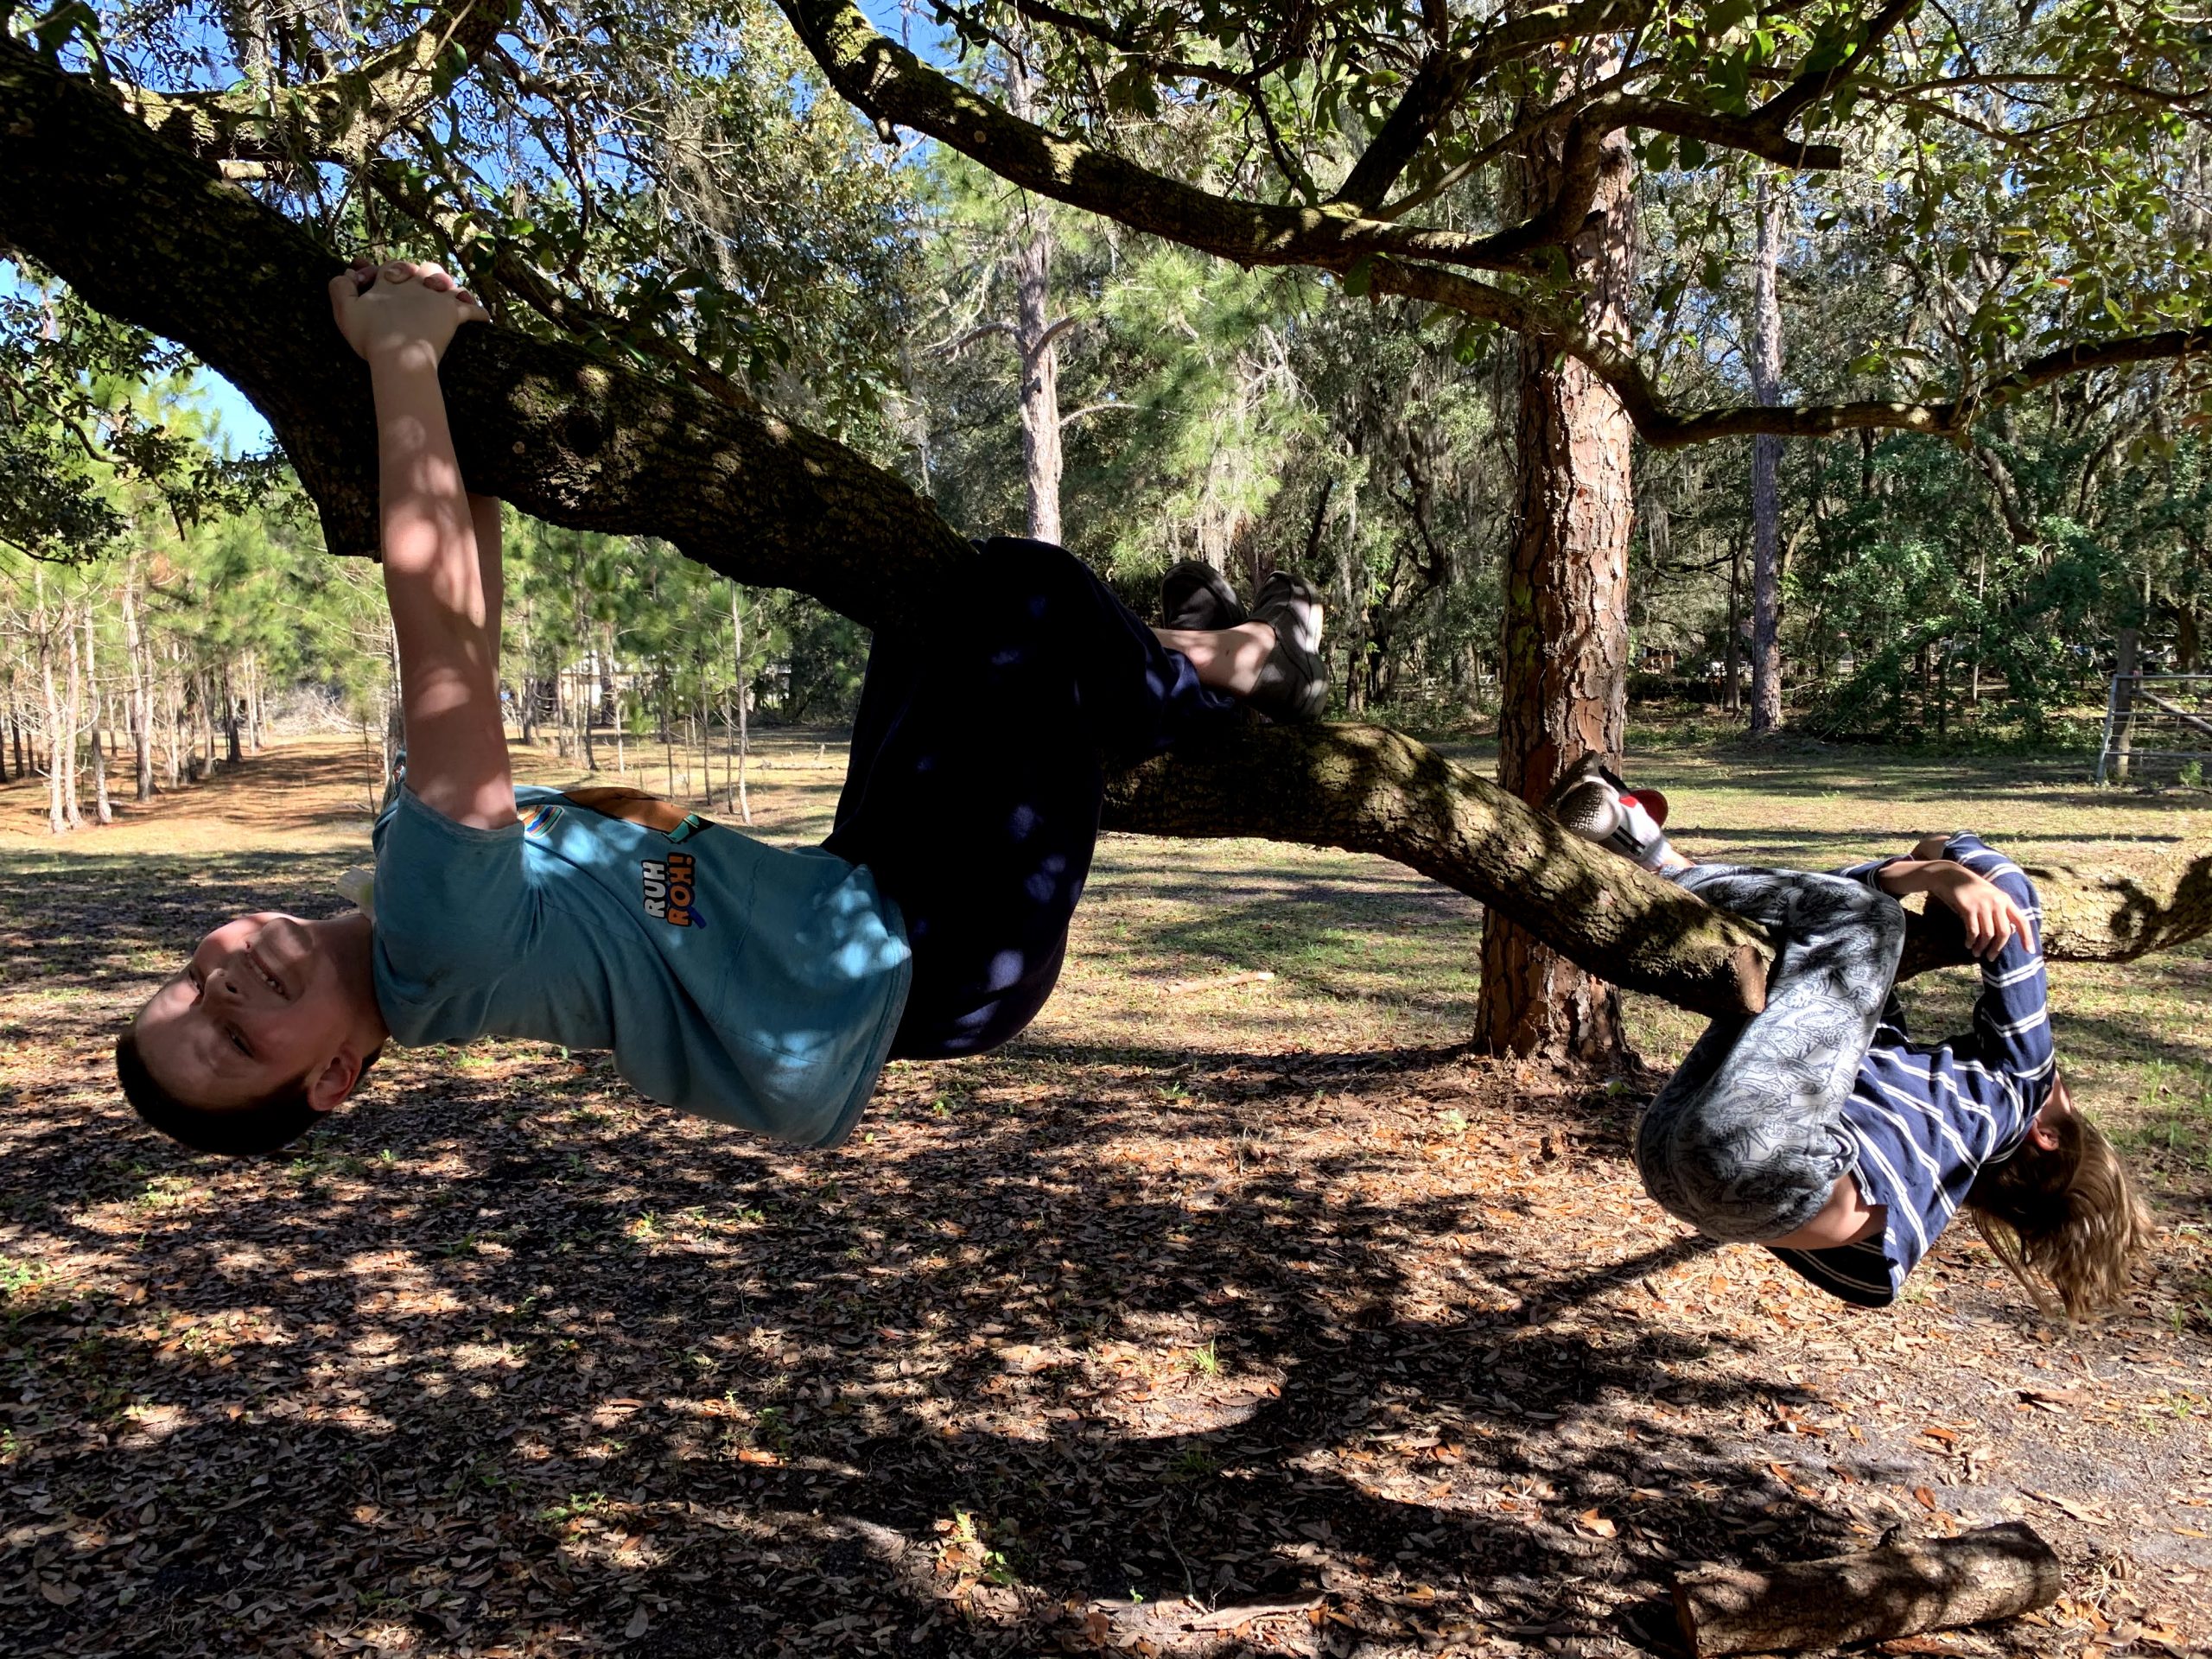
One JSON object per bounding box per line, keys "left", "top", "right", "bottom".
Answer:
{"left": 193, "top": 369, "right": 275, "bottom": 452}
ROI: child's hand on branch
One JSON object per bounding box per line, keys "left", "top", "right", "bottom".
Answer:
{"left": 328, "top": 258, "right": 488, "bottom": 368}
{"left": 1928, "top": 863, "right": 2035, "bottom": 961}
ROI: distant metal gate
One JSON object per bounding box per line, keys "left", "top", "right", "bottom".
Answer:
{"left": 2094, "top": 671, "right": 2212, "bottom": 783}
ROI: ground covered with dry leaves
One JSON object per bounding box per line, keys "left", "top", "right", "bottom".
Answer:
{"left": 2, "top": 735, "right": 2208, "bottom": 1659}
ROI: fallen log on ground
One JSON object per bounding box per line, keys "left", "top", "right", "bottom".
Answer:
{"left": 1673, "top": 1521, "right": 2063, "bottom": 1656}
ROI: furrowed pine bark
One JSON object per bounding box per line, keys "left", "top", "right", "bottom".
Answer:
{"left": 1006, "top": 50, "right": 1066, "bottom": 548}
{"left": 1674, "top": 1522, "right": 2062, "bottom": 1656}
{"left": 1476, "top": 72, "right": 1638, "bottom": 1062}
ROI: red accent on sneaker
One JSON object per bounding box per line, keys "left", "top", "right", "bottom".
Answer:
{"left": 1624, "top": 787, "right": 1669, "bottom": 827}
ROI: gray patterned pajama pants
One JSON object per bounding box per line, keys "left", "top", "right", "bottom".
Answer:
{"left": 1635, "top": 866, "right": 1907, "bottom": 1243}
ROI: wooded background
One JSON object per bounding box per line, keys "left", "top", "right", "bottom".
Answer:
{"left": 4, "top": 0, "right": 2211, "bottom": 1051}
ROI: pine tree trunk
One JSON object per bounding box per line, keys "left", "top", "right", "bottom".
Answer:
{"left": 242, "top": 651, "right": 261, "bottom": 751}
{"left": 124, "top": 567, "right": 155, "bottom": 800}
{"left": 606, "top": 622, "right": 625, "bottom": 775}
{"left": 1725, "top": 539, "right": 1743, "bottom": 714}
{"left": 86, "top": 607, "right": 111, "bottom": 824}
{"left": 1006, "top": 54, "right": 1065, "bottom": 547}
{"left": 384, "top": 624, "right": 404, "bottom": 793}
{"left": 35, "top": 575, "right": 68, "bottom": 834}
{"left": 164, "top": 650, "right": 183, "bottom": 789}
{"left": 1474, "top": 99, "right": 1637, "bottom": 1063}
{"left": 663, "top": 674, "right": 675, "bottom": 793}
{"left": 201, "top": 669, "right": 219, "bottom": 777}
{"left": 731, "top": 584, "right": 753, "bottom": 824}
{"left": 695, "top": 669, "right": 709, "bottom": 804}
{"left": 518, "top": 603, "right": 537, "bottom": 746}
{"left": 60, "top": 594, "right": 84, "bottom": 829}
{"left": 580, "top": 659, "right": 600, "bottom": 772}
{"left": 1747, "top": 175, "right": 1786, "bottom": 736}
{"left": 222, "top": 658, "right": 243, "bottom": 765}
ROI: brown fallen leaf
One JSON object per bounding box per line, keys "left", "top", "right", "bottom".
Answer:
{"left": 1575, "top": 1507, "right": 1618, "bottom": 1538}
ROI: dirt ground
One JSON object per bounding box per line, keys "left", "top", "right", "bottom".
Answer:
{"left": 1, "top": 735, "right": 2207, "bottom": 1659}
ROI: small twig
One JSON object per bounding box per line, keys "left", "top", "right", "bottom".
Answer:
{"left": 1165, "top": 970, "right": 1274, "bottom": 995}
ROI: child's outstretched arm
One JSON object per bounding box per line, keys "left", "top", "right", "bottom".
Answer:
{"left": 329, "top": 261, "right": 512, "bottom": 830}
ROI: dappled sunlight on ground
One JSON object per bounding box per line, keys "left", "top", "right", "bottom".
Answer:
{"left": 1, "top": 736, "right": 2206, "bottom": 1656}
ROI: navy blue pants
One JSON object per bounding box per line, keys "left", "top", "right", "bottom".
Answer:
{"left": 822, "top": 539, "right": 1242, "bottom": 1058}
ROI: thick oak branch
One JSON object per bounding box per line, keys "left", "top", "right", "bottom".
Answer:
{"left": 1104, "top": 723, "right": 1775, "bottom": 1020}
{"left": 1363, "top": 257, "right": 2212, "bottom": 447}
{"left": 121, "top": 0, "right": 509, "bottom": 164}
{"left": 1899, "top": 843, "right": 2212, "bottom": 978}
{"left": 1331, "top": 0, "right": 1650, "bottom": 211}
{"left": 780, "top": 0, "right": 1598, "bottom": 276}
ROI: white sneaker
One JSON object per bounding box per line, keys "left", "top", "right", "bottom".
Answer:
{"left": 1544, "top": 757, "right": 1674, "bottom": 870}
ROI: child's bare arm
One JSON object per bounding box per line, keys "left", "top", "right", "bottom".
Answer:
{"left": 1871, "top": 854, "right": 2034, "bottom": 962}
{"left": 329, "top": 261, "right": 512, "bottom": 830}
{"left": 1765, "top": 1173, "right": 1886, "bottom": 1249}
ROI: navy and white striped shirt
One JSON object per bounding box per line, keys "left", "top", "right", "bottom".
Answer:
{"left": 1768, "top": 833, "right": 2054, "bottom": 1306}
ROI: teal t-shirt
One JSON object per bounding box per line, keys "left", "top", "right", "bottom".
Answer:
{"left": 371, "top": 785, "right": 912, "bottom": 1147}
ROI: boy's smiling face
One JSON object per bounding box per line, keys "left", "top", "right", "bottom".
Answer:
{"left": 132, "top": 912, "right": 382, "bottom": 1112}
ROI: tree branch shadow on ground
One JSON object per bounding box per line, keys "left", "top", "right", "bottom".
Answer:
{"left": 5, "top": 1052, "right": 1907, "bottom": 1657}
{"left": 5, "top": 817, "right": 2207, "bottom": 1655}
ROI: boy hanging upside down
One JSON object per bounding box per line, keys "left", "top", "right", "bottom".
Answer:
{"left": 118, "top": 262, "right": 1330, "bottom": 1156}
{"left": 1546, "top": 760, "right": 2152, "bottom": 1319}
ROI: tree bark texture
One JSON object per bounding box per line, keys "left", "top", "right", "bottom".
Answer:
{"left": 1015, "top": 216, "right": 1064, "bottom": 547}
{"left": 1747, "top": 175, "right": 1786, "bottom": 736}
{"left": 1005, "top": 54, "right": 1065, "bottom": 548}
{"left": 1673, "top": 1522, "right": 2062, "bottom": 1657}
{"left": 35, "top": 575, "right": 68, "bottom": 835}
{"left": 1104, "top": 721, "right": 1772, "bottom": 1021}
{"left": 60, "top": 593, "right": 84, "bottom": 830}
{"left": 1476, "top": 91, "right": 1637, "bottom": 1062}
{"left": 7, "top": 37, "right": 2209, "bottom": 997}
